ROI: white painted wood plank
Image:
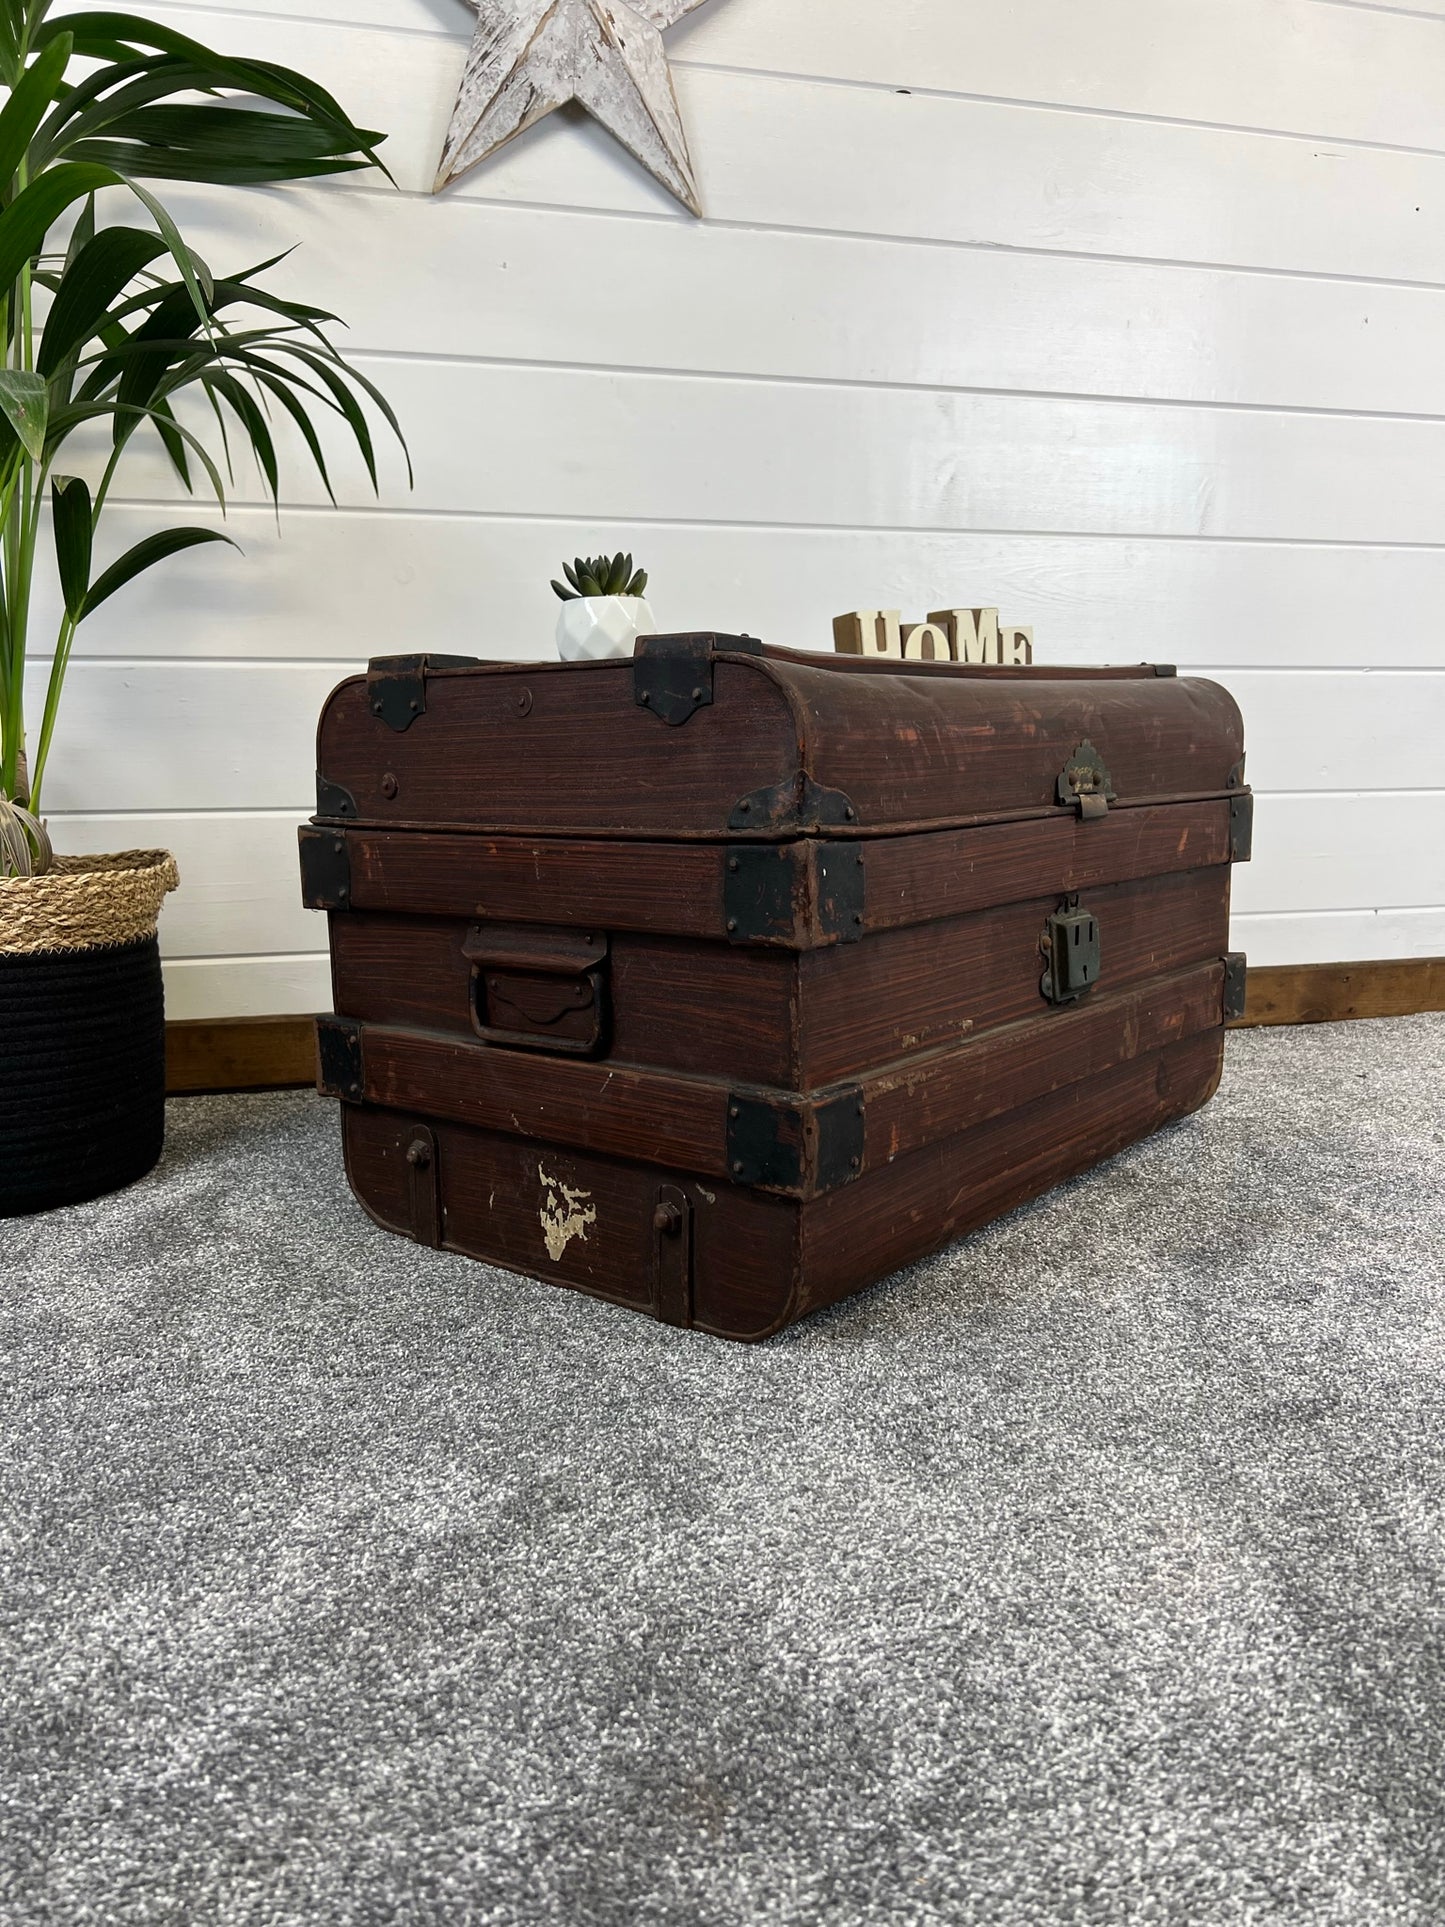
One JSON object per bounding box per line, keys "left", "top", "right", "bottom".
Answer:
{"left": 670, "top": 0, "right": 1445, "bottom": 155}
{"left": 137, "top": 0, "right": 1445, "bottom": 154}
{"left": 40, "top": 794, "right": 1442, "bottom": 965}
{"left": 101, "top": 359, "right": 1445, "bottom": 546}
{"left": 108, "top": 12, "right": 1445, "bottom": 283}
{"left": 1199, "top": 672, "right": 1445, "bottom": 795}
{"left": 1231, "top": 905, "right": 1445, "bottom": 967}
{"left": 164, "top": 953, "right": 332, "bottom": 1020}
{"left": 1235, "top": 793, "right": 1445, "bottom": 914}
{"left": 1313, "top": 0, "right": 1445, "bottom": 20}
{"left": 45, "top": 507, "right": 1445, "bottom": 670}
{"left": 27, "top": 662, "right": 1445, "bottom": 812}
{"left": 43, "top": 813, "right": 320, "bottom": 960}
{"left": 155, "top": 187, "right": 1445, "bottom": 418}
{"left": 25, "top": 663, "right": 355, "bottom": 813}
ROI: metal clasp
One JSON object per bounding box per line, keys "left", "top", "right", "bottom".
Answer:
{"left": 1041, "top": 895, "right": 1101, "bottom": 1005}
{"left": 1057, "top": 740, "right": 1116, "bottom": 820}
{"left": 651, "top": 1185, "right": 693, "bottom": 1327}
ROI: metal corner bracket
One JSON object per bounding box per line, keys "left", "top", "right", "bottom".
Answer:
{"left": 728, "top": 775, "right": 860, "bottom": 835}
{"left": 315, "top": 1015, "right": 364, "bottom": 1102}
{"left": 1229, "top": 791, "right": 1254, "bottom": 863}
{"left": 299, "top": 826, "right": 351, "bottom": 912}
{"left": 725, "top": 1087, "right": 865, "bottom": 1196}
{"left": 1223, "top": 953, "right": 1248, "bottom": 1022}
{"left": 633, "top": 632, "right": 762, "bottom": 727}
{"left": 366, "top": 653, "right": 477, "bottom": 733}
{"left": 315, "top": 772, "right": 357, "bottom": 819}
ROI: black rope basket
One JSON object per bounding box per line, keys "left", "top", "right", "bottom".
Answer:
{"left": 0, "top": 935, "right": 167, "bottom": 1217}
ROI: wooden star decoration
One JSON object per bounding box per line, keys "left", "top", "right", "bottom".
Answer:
{"left": 435, "top": 0, "right": 715, "bottom": 216}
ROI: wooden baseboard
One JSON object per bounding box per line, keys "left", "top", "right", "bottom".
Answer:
{"left": 163, "top": 958, "right": 1445, "bottom": 1093}
{"left": 1228, "top": 957, "right": 1445, "bottom": 1030}
{"left": 166, "top": 1015, "right": 316, "bottom": 1094}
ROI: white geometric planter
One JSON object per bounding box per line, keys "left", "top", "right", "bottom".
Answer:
{"left": 555, "top": 595, "right": 657, "bottom": 663}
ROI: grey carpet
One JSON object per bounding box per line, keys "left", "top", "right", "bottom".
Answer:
{"left": 3, "top": 1017, "right": 1444, "bottom": 1927}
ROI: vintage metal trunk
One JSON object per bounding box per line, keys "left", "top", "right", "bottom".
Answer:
{"left": 300, "top": 636, "right": 1249, "bottom": 1342}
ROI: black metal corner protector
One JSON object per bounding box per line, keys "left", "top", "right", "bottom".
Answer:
{"left": 814, "top": 1089, "right": 868, "bottom": 1192}
{"left": 315, "top": 1015, "right": 364, "bottom": 1102}
{"left": 633, "top": 632, "right": 762, "bottom": 727}
{"left": 724, "top": 844, "right": 797, "bottom": 943}
{"left": 367, "top": 653, "right": 478, "bottom": 732}
{"left": 814, "top": 842, "right": 866, "bottom": 944}
{"left": 722, "top": 841, "right": 866, "bottom": 945}
{"left": 1229, "top": 791, "right": 1254, "bottom": 863}
{"left": 729, "top": 774, "right": 860, "bottom": 834}
{"left": 1223, "top": 953, "right": 1248, "bottom": 1022}
{"left": 315, "top": 772, "right": 357, "bottom": 819}
{"left": 726, "top": 1087, "right": 865, "bottom": 1195}
{"left": 299, "top": 826, "right": 351, "bottom": 911}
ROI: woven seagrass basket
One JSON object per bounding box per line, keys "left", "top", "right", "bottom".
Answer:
{"left": 1, "top": 850, "right": 179, "bottom": 1217}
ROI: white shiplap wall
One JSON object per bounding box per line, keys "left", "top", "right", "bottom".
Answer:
{"left": 30, "top": 0, "right": 1445, "bottom": 1016}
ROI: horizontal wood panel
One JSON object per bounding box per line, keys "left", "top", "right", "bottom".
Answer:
{"left": 153, "top": 0, "right": 1445, "bottom": 153}
{"left": 1237, "top": 793, "right": 1445, "bottom": 914}
{"left": 50, "top": 509, "right": 1445, "bottom": 670}
{"left": 329, "top": 914, "right": 799, "bottom": 1083}
{"left": 29, "top": 662, "right": 1444, "bottom": 809}
{"left": 1318, "top": 0, "right": 1445, "bottom": 18}
{"left": 132, "top": 13, "right": 1445, "bottom": 283}
{"left": 161, "top": 954, "right": 1445, "bottom": 1093}
{"left": 166, "top": 1015, "right": 315, "bottom": 1092}
{"left": 162, "top": 953, "right": 332, "bottom": 1020}
{"left": 1231, "top": 956, "right": 1445, "bottom": 1026}
{"left": 339, "top": 829, "right": 733, "bottom": 937}
{"left": 40, "top": 794, "right": 1443, "bottom": 990}
{"left": 45, "top": 813, "right": 320, "bottom": 960}
{"left": 1212, "top": 672, "right": 1445, "bottom": 792}
{"left": 1233, "top": 905, "right": 1445, "bottom": 966}
{"left": 863, "top": 803, "right": 1233, "bottom": 933}
{"left": 864, "top": 963, "right": 1225, "bottom": 1161}
{"left": 804, "top": 868, "right": 1231, "bottom": 1085}
{"left": 360, "top": 1024, "right": 731, "bottom": 1178}
{"left": 156, "top": 190, "right": 1445, "bottom": 418}
{"left": 100, "top": 358, "right": 1445, "bottom": 545}
{"left": 26, "top": 662, "right": 352, "bottom": 813}
{"left": 155, "top": 912, "right": 1445, "bottom": 1024}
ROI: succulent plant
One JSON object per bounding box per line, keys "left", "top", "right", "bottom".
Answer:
{"left": 552, "top": 552, "right": 649, "bottom": 601}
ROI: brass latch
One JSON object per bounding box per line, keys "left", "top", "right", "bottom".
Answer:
{"left": 1057, "top": 740, "right": 1116, "bottom": 820}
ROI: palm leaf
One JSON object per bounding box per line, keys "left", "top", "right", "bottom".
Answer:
{"left": 0, "top": 371, "right": 48, "bottom": 461}
{"left": 51, "top": 475, "right": 93, "bottom": 620}
{"left": 1, "top": 0, "right": 405, "bottom": 820}
{"left": 38, "top": 224, "right": 168, "bottom": 374}
{"left": 205, "top": 368, "right": 279, "bottom": 503}
{"left": 0, "top": 34, "right": 71, "bottom": 185}
{"left": 81, "top": 526, "right": 238, "bottom": 618}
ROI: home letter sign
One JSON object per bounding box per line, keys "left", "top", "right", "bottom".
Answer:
{"left": 833, "top": 607, "right": 1033, "bottom": 665}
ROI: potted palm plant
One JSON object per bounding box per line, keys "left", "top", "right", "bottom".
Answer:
{"left": 0, "top": 1, "right": 406, "bottom": 1216}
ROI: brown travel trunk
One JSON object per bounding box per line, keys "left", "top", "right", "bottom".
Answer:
{"left": 300, "top": 636, "right": 1250, "bottom": 1342}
